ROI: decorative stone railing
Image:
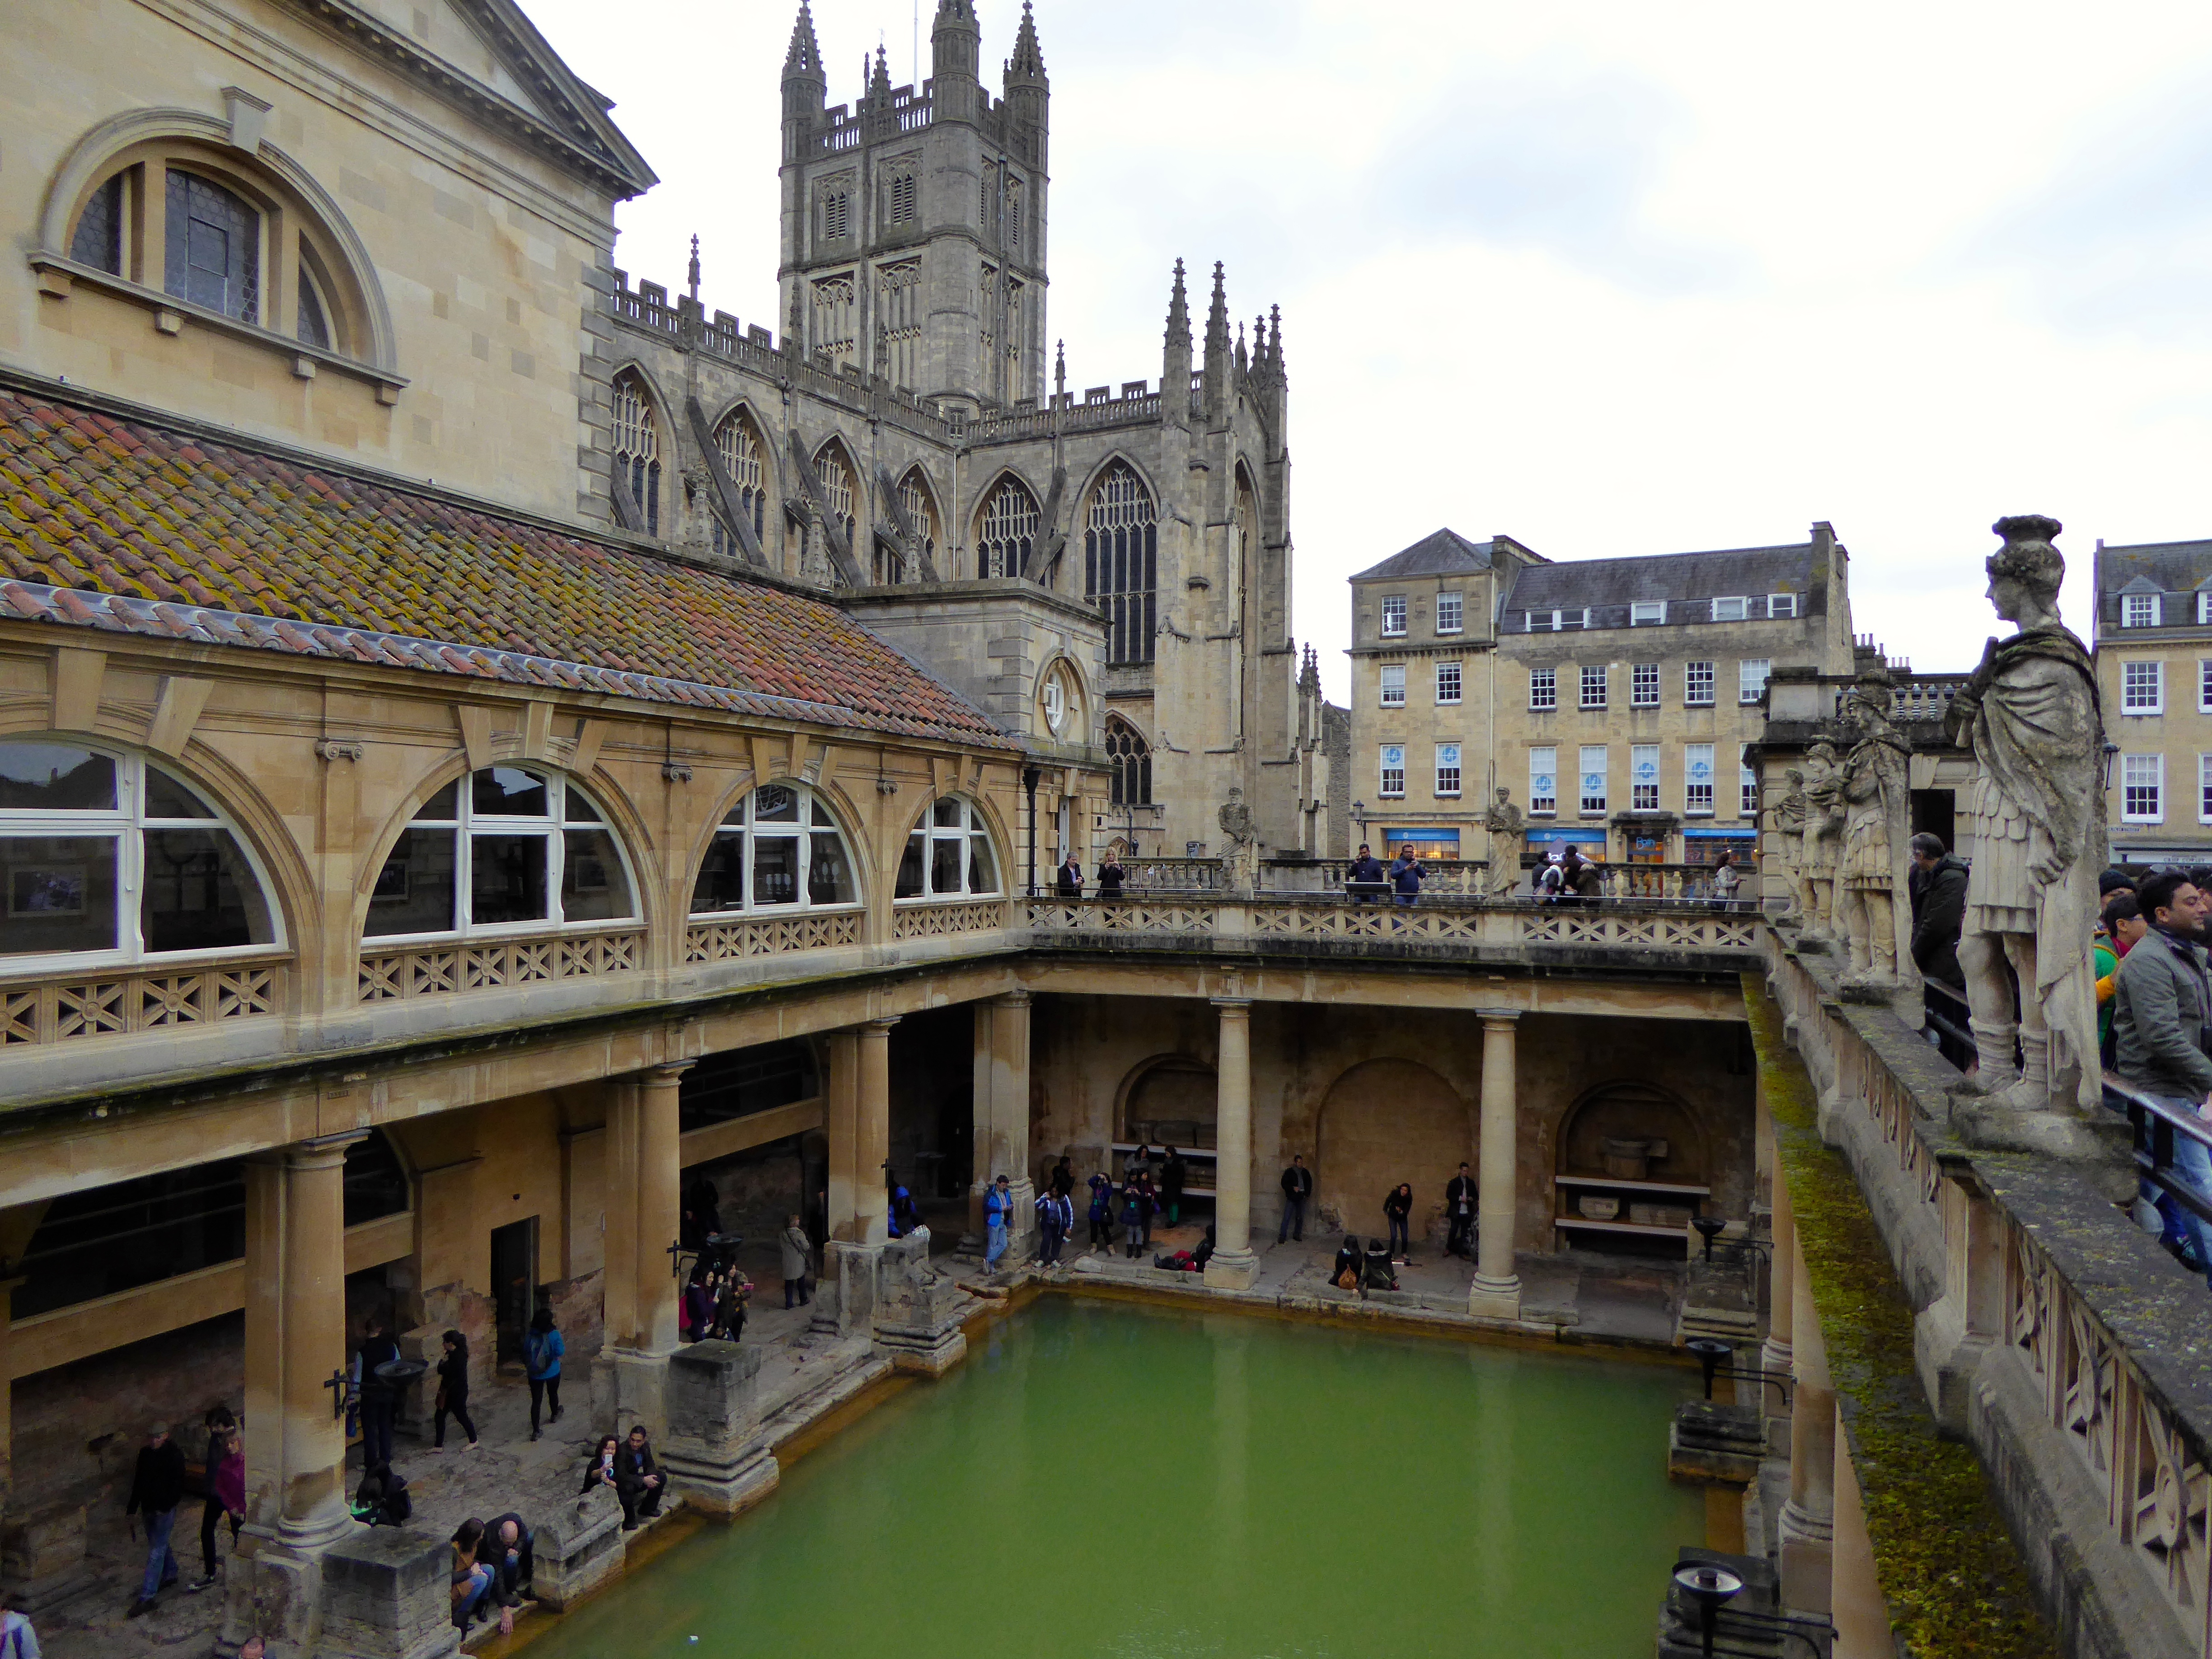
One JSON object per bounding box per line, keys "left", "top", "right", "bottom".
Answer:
{"left": 890, "top": 898, "right": 1010, "bottom": 939}
{"left": 683, "top": 910, "right": 863, "bottom": 963}
{"left": 1024, "top": 897, "right": 1762, "bottom": 958}
{"left": 357, "top": 928, "right": 644, "bottom": 1003}
{"left": 0, "top": 953, "right": 286, "bottom": 1045}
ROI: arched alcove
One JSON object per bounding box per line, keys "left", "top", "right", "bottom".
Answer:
{"left": 1118, "top": 1054, "right": 1216, "bottom": 1148}
{"left": 1554, "top": 1080, "right": 1707, "bottom": 1190}
{"left": 1314, "top": 1058, "right": 1472, "bottom": 1242}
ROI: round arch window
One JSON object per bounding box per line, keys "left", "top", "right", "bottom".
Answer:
{"left": 689, "top": 784, "right": 858, "bottom": 915}
{"left": 365, "top": 767, "right": 636, "bottom": 941}
{"left": 0, "top": 740, "right": 278, "bottom": 966}
{"left": 895, "top": 798, "right": 999, "bottom": 900}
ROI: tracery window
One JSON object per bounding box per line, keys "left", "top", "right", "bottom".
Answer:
{"left": 1007, "top": 178, "right": 1024, "bottom": 248}
{"left": 0, "top": 740, "right": 278, "bottom": 968}
{"left": 711, "top": 410, "right": 768, "bottom": 560}
{"left": 165, "top": 170, "right": 259, "bottom": 322}
{"left": 811, "top": 273, "right": 857, "bottom": 368}
{"left": 812, "top": 441, "right": 859, "bottom": 552}
{"left": 364, "top": 767, "right": 636, "bottom": 941}
{"left": 896, "top": 468, "right": 940, "bottom": 572}
{"left": 877, "top": 258, "right": 922, "bottom": 390}
{"left": 1084, "top": 462, "right": 1158, "bottom": 664}
{"left": 611, "top": 372, "right": 661, "bottom": 535}
{"left": 70, "top": 175, "right": 122, "bottom": 273}
{"left": 690, "top": 785, "right": 857, "bottom": 915}
{"left": 1106, "top": 718, "right": 1152, "bottom": 806}
{"left": 297, "top": 267, "right": 331, "bottom": 348}
{"left": 896, "top": 797, "right": 1000, "bottom": 900}
{"left": 976, "top": 476, "right": 1040, "bottom": 579}
{"left": 981, "top": 162, "right": 998, "bottom": 229}
{"left": 819, "top": 185, "right": 851, "bottom": 243}
{"left": 886, "top": 172, "right": 918, "bottom": 226}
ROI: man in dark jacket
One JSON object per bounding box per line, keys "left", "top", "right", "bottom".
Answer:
{"left": 1907, "top": 834, "right": 1968, "bottom": 989}
{"left": 1278, "top": 1155, "right": 1314, "bottom": 1243}
{"left": 355, "top": 1315, "right": 401, "bottom": 1472}
{"left": 2113, "top": 871, "right": 2212, "bottom": 1281}
{"left": 1346, "top": 844, "right": 1387, "bottom": 904}
{"left": 125, "top": 1423, "right": 188, "bottom": 1616}
{"left": 613, "top": 1427, "right": 665, "bottom": 1530}
{"left": 1444, "top": 1162, "right": 1477, "bottom": 1260}
{"left": 1054, "top": 855, "right": 1082, "bottom": 897}
{"left": 484, "top": 1514, "right": 534, "bottom": 1599}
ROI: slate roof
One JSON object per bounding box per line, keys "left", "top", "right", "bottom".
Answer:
{"left": 1350, "top": 529, "right": 1498, "bottom": 582}
{"left": 2095, "top": 539, "right": 2212, "bottom": 608}
{"left": 1499, "top": 542, "right": 1819, "bottom": 633}
{"left": 0, "top": 386, "right": 1012, "bottom": 747}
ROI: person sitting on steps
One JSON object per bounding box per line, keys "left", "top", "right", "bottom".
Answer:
{"left": 613, "top": 1426, "right": 665, "bottom": 1531}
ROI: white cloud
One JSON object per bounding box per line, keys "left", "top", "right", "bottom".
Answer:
{"left": 521, "top": 0, "right": 2212, "bottom": 698}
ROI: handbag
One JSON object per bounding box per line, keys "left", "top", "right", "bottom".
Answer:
{"left": 1335, "top": 1266, "right": 1358, "bottom": 1290}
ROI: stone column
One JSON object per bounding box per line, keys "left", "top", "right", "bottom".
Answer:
{"left": 601, "top": 1080, "right": 640, "bottom": 1364}
{"left": 825, "top": 1029, "right": 859, "bottom": 1241}
{"left": 1763, "top": 1160, "right": 1796, "bottom": 1385}
{"left": 1468, "top": 1009, "right": 1522, "bottom": 1319}
{"left": 857, "top": 1018, "right": 898, "bottom": 1247}
{"left": 1830, "top": 1424, "right": 1888, "bottom": 1659}
{"left": 614, "top": 1062, "right": 691, "bottom": 1441}
{"left": 1778, "top": 1230, "right": 1835, "bottom": 1619}
{"left": 965, "top": 994, "right": 1035, "bottom": 1251}
{"left": 1203, "top": 998, "right": 1260, "bottom": 1290}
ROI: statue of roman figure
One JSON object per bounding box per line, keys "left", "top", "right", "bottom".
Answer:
{"left": 1769, "top": 767, "right": 1813, "bottom": 923}
{"left": 1948, "top": 515, "right": 2105, "bottom": 1112}
{"left": 1483, "top": 788, "right": 1525, "bottom": 899}
{"left": 1834, "top": 675, "right": 1916, "bottom": 994}
{"left": 1800, "top": 742, "right": 1844, "bottom": 937}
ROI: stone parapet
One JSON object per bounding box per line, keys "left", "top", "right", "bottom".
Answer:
{"left": 318, "top": 1528, "right": 457, "bottom": 1659}
{"left": 660, "top": 1340, "right": 778, "bottom": 1520}
{"left": 871, "top": 1235, "right": 968, "bottom": 1375}
{"left": 531, "top": 1486, "right": 624, "bottom": 1611}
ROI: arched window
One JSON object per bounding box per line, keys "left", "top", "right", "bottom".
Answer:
{"left": 895, "top": 798, "right": 999, "bottom": 900}
{"left": 896, "top": 467, "right": 940, "bottom": 581}
{"left": 1106, "top": 717, "right": 1152, "bottom": 806}
{"left": 877, "top": 258, "right": 923, "bottom": 391}
{"left": 711, "top": 410, "right": 768, "bottom": 560}
{"left": 1085, "top": 463, "right": 1158, "bottom": 664}
{"left": 0, "top": 739, "right": 278, "bottom": 968}
{"left": 689, "top": 784, "right": 858, "bottom": 915}
{"left": 975, "top": 476, "right": 1039, "bottom": 580}
{"left": 364, "top": 767, "right": 636, "bottom": 941}
{"left": 166, "top": 170, "right": 259, "bottom": 321}
{"left": 812, "top": 441, "right": 858, "bottom": 552}
{"left": 612, "top": 373, "right": 661, "bottom": 536}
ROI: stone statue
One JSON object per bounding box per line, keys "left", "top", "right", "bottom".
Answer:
{"left": 1769, "top": 768, "right": 1813, "bottom": 924}
{"left": 1482, "top": 788, "right": 1524, "bottom": 899}
{"left": 1834, "top": 674, "right": 1916, "bottom": 997}
{"left": 1800, "top": 741, "right": 1844, "bottom": 937}
{"left": 1948, "top": 515, "right": 2104, "bottom": 1113}
{"left": 1217, "top": 786, "right": 1260, "bottom": 895}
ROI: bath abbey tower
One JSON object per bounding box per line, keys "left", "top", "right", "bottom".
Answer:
{"left": 596, "top": 0, "right": 1334, "bottom": 869}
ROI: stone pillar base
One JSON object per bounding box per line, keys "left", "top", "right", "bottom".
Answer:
{"left": 1777, "top": 1502, "right": 1835, "bottom": 1620}
{"left": 662, "top": 1338, "right": 780, "bottom": 1521}
{"left": 1202, "top": 1247, "right": 1260, "bottom": 1291}
{"left": 809, "top": 1241, "right": 881, "bottom": 1339}
{"left": 223, "top": 1526, "right": 328, "bottom": 1657}
{"left": 611, "top": 1346, "right": 672, "bottom": 1445}
{"left": 662, "top": 1442, "right": 779, "bottom": 1520}
{"left": 533, "top": 1486, "right": 624, "bottom": 1611}
{"left": 0, "top": 1504, "right": 93, "bottom": 1616}
{"left": 872, "top": 1235, "right": 969, "bottom": 1375}
{"left": 1467, "top": 1276, "right": 1522, "bottom": 1320}
{"left": 319, "top": 1527, "right": 455, "bottom": 1659}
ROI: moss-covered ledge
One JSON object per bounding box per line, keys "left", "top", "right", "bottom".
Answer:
{"left": 1745, "top": 970, "right": 2055, "bottom": 1659}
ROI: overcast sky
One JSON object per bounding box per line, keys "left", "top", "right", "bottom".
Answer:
{"left": 523, "top": 0, "right": 2212, "bottom": 703}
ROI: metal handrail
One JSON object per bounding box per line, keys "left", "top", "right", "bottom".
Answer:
{"left": 2102, "top": 1070, "right": 2212, "bottom": 1229}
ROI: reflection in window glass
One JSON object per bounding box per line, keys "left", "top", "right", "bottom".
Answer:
{"left": 900, "top": 797, "right": 1000, "bottom": 900}
{"left": 561, "top": 829, "right": 633, "bottom": 923}
{"left": 751, "top": 833, "right": 800, "bottom": 907}
{"left": 687, "top": 786, "right": 859, "bottom": 916}
{"left": 2, "top": 834, "right": 121, "bottom": 956}
{"left": 365, "top": 826, "right": 457, "bottom": 937}
{"left": 473, "top": 767, "right": 550, "bottom": 817}
{"left": 141, "top": 828, "right": 264, "bottom": 953}
{"left": 0, "top": 745, "right": 117, "bottom": 811}
{"left": 471, "top": 833, "right": 549, "bottom": 926}
{"left": 808, "top": 832, "right": 854, "bottom": 904}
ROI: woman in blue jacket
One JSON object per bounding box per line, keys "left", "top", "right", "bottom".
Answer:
{"left": 525, "top": 1308, "right": 565, "bottom": 1442}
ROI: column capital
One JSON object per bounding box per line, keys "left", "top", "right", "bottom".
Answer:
{"left": 1210, "top": 996, "right": 1254, "bottom": 1015}
{"left": 253, "top": 1131, "right": 365, "bottom": 1173}
{"left": 640, "top": 1060, "right": 696, "bottom": 1085}
{"left": 1475, "top": 1007, "right": 1521, "bottom": 1026}
{"left": 991, "top": 990, "right": 1031, "bottom": 1009}
{"left": 863, "top": 1015, "right": 902, "bottom": 1033}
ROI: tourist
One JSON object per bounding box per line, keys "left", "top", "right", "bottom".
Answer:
{"left": 1445, "top": 1162, "right": 1476, "bottom": 1260}
{"left": 1097, "top": 849, "right": 1126, "bottom": 899}
{"left": 484, "top": 1513, "right": 534, "bottom": 1601}
{"left": 1710, "top": 849, "right": 1742, "bottom": 910}
{"left": 1138, "top": 1170, "right": 1161, "bottom": 1246}
{"left": 1389, "top": 847, "right": 1425, "bottom": 908}
{"left": 1049, "top": 1153, "right": 1075, "bottom": 1198}
{"left": 1278, "top": 1154, "right": 1313, "bottom": 1243}
{"left": 1908, "top": 834, "right": 1968, "bottom": 989}
{"left": 1159, "top": 1145, "right": 1187, "bottom": 1225}
{"left": 1056, "top": 853, "right": 1083, "bottom": 897}
{"left": 1346, "top": 843, "right": 1387, "bottom": 904}
{"left": 525, "top": 1308, "right": 565, "bottom": 1442}
{"left": 124, "top": 1421, "right": 186, "bottom": 1617}
{"left": 1192, "top": 1223, "right": 1216, "bottom": 1272}
{"left": 1384, "top": 1183, "right": 1414, "bottom": 1262}
{"left": 1332, "top": 1235, "right": 1361, "bottom": 1290}
{"left": 1574, "top": 852, "right": 1604, "bottom": 903}
{"left": 984, "top": 1173, "right": 1014, "bottom": 1274}
{"left": 2111, "top": 871, "right": 2212, "bottom": 1280}
{"left": 351, "top": 1463, "right": 412, "bottom": 1528}
{"left": 1124, "top": 1142, "right": 1154, "bottom": 1181}
{"left": 432, "top": 1329, "right": 481, "bottom": 1453}
{"left": 239, "top": 1638, "right": 264, "bottom": 1659}
{"left": 0, "top": 1592, "right": 41, "bottom": 1659}
{"left": 1121, "top": 1178, "right": 1148, "bottom": 1259}
{"left": 1536, "top": 853, "right": 1565, "bottom": 904}
{"left": 355, "top": 1313, "right": 401, "bottom": 1472}
{"left": 781, "top": 1214, "right": 813, "bottom": 1308}
{"left": 1035, "top": 1186, "right": 1072, "bottom": 1266}
{"left": 189, "top": 1406, "right": 237, "bottom": 1593}
{"left": 1360, "top": 1237, "right": 1399, "bottom": 1295}
{"left": 614, "top": 1427, "right": 665, "bottom": 1530}
{"left": 450, "top": 1519, "right": 502, "bottom": 1633}
{"left": 684, "top": 1267, "right": 714, "bottom": 1341}
{"left": 890, "top": 1184, "right": 925, "bottom": 1237}
{"left": 1086, "top": 1172, "right": 1115, "bottom": 1250}
{"left": 2095, "top": 896, "right": 2146, "bottom": 1066}
{"left": 714, "top": 1268, "right": 750, "bottom": 1341}
{"left": 1558, "top": 846, "right": 1587, "bottom": 907}
{"left": 2106, "top": 889, "right": 2149, "bottom": 959}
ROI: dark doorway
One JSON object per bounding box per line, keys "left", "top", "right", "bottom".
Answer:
{"left": 489, "top": 1217, "right": 538, "bottom": 1367}
{"left": 1911, "top": 789, "right": 1956, "bottom": 853}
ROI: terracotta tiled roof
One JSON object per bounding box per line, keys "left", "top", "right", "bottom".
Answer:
{"left": 0, "top": 386, "right": 1012, "bottom": 747}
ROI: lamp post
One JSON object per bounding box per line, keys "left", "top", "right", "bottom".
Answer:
{"left": 1672, "top": 1562, "right": 1743, "bottom": 1659}
{"left": 1353, "top": 799, "right": 1367, "bottom": 849}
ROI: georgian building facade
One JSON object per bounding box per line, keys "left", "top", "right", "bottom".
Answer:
{"left": 2094, "top": 535, "right": 2212, "bottom": 865}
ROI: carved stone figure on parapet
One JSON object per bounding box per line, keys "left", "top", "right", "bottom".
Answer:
{"left": 1217, "top": 787, "right": 1260, "bottom": 895}
{"left": 1482, "top": 789, "right": 1524, "bottom": 899}
{"left": 1800, "top": 742, "right": 1844, "bottom": 938}
{"left": 1769, "top": 768, "right": 1813, "bottom": 924}
{"left": 1949, "top": 514, "right": 2105, "bottom": 1114}
{"left": 1835, "top": 673, "right": 1917, "bottom": 999}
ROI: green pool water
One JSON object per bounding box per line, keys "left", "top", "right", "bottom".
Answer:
{"left": 530, "top": 1299, "right": 1701, "bottom": 1659}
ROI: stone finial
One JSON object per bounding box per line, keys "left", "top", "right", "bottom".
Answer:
{"left": 868, "top": 43, "right": 893, "bottom": 100}
{"left": 1165, "top": 258, "right": 1190, "bottom": 346}
{"left": 1008, "top": 0, "right": 1047, "bottom": 80}
{"left": 1204, "top": 260, "right": 1230, "bottom": 355}
{"left": 783, "top": 1, "right": 822, "bottom": 79}
{"left": 686, "top": 234, "right": 700, "bottom": 304}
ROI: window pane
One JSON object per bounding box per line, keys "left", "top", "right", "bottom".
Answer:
{"left": 364, "top": 827, "right": 458, "bottom": 937}
{"left": 144, "top": 769, "right": 216, "bottom": 820}
{"left": 473, "top": 768, "right": 549, "bottom": 817}
{"left": 141, "top": 828, "right": 268, "bottom": 953}
{"left": 807, "top": 832, "right": 854, "bottom": 904}
{"left": 470, "top": 832, "right": 549, "bottom": 925}
{"left": 0, "top": 835, "right": 120, "bottom": 955}
{"left": 561, "top": 829, "right": 633, "bottom": 923}
{"left": 691, "top": 830, "right": 746, "bottom": 914}
{"left": 752, "top": 831, "right": 800, "bottom": 906}
{"left": 895, "top": 833, "right": 925, "bottom": 899}
{"left": 933, "top": 798, "right": 964, "bottom": 829}
{"left": 931, "top": 834, "right": 964, "bottom": 894}
{"left": 968, "top": 832, "right": 998, "bottom": 894}
{"left": 754, "top": 785, "right": 800, "bottom": 824}
{"left": 0, "top": 745, "right": 116, "bottom": 811}
{"left": 164, "top": 170, "right": 259, "bottom": 322}
{"left": 564, "top": 787, "right": 603, "bottom": 823}
{"left": 415, "top": 782, "right": 459, "bottom": 821}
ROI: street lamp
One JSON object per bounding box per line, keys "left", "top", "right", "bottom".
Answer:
{"left": 1353, "top": 799, "right": 1367, "bottom": 848}
{"left": 1672, "top": 1562, "right": 1743, "bottom": 1659}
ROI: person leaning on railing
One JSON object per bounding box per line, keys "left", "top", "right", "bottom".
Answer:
{"left": 2109, "top": 869, "right": 2212, "bottom": 1282}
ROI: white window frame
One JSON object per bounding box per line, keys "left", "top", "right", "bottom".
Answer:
{"left": 2199, "top": 659, "right": 2212, "bottom": 714}
{"left": 689, "top": 783, "right": 862, "bottom": 919}
{"left": 1579, "top": 664, "right": 1608, "bottom": 710}
{"left": 1526, "top": 609, "right": 1556, "bottom": 633}
{"left": 2197, "top": 754, "right": 2212, "bottom": 825}
{"left": 1630, "top": 601, "right": 1666, "bottom": 627}
{"left": 1741, "top": 761, "right": 1759, "bottom": 818}
{"left": 1631, "top": 662, "right": 1659, "bottom": 708}
{"left": 1530, "top": 666, "right": 1557, "bottom": 711}
{"left": 1435, "top": 661, "right": 1462, "bottom": 706}
{"left": 1559, "top": 607, "right": 1589, "bottom": 630}
{"left": 1579, "top": 745, "right": 1608, "bottom": 816}
{"left": 1435, "top": 743, "right": 1462, "bottom": 799}
{"left": 1630, "top": 744, "right": 1660, "bottom": 812}
{"left": 895, "top": 797, "right": 1003, "bottom": 901}
{"left": 0, "top": 740, "right": 286, "bottom": 973}
{"left": 1739, "top": 659, "right": 1771, "bottom": 705}
{"left": 2124, "top": 593, "right": 2161, "bottom": 628}
{"left": 1711, "top": 596, "right": 1750, "bottom": 623}
{"left": 1686, "top": 661, "right": 1715, "bottom": 706}
{"left": 1379, "top": 664, "right": 1406, "bottom": 708}
{"left": 1768, "top": 593, "right": 1798, "bottom": 619}
{"left": 2123, "top": 660, "right": 2165, "bottom": 716}
{"left": 1379, "top": 745, "right": 1406, "bottom": 799}
{"left": 1381, "top": 595, "right": 1408, "bottom": 638}
{"left": 1436, "top": 592, "right": 1463, "bottom": 635}
{"left": 2199, "top": 591, "right": 2212, "bottom": 626}
{"left": 1529, "top": 748, "right": 1557, "bottom": 816}
{"left": 368, "top": 766, "right": 639, "bottom": 946}
{"left": 1685, "top": 744, "right": 1716, "bottom": 816}
{"left": 2123, "top": 753, "right": 2164, "bottom": 823}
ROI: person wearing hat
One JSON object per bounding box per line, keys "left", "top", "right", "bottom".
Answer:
{"left": 125, "top": 1422, "right": 187, "bottom": 1616}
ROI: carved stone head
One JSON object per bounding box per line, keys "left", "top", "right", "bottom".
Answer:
{"left": 1986, "top": 514, "right": 2065, "bottom": 620}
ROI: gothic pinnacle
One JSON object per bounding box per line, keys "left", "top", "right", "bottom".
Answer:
{"left": 1165, "top": 258, "right": 1190, "bottom": 340}
{"left": 783, "top": 1, "right": 821, "bottom": 77}
{"left": 869, "top": 43, "right": 892, "bottom": 99}
{"left": 687, "top": 234, "right": 700, "bottom": 303}
{"left": 1009, "top": 0, "right": 1046, "bottom": 76}
{"left": 1204, "top": 260, "right": 1230, "bottom": 350}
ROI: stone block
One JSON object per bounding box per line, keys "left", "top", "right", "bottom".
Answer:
{"left": 872, "top": 1235, "right": 968, "bottom": 1375}
{"left": 1668, "top": 1401, "right": 1765, "bottom": 1487}
{"left": 0, "top": 1503, "right": 91, "bottom": 1613}
{"left": 809, "top": 1242, "right": 879, "bottom": 1340}
{"left": 533, "top": 1485, "right": 624, "bottom": 1611}
{"left": 319, "top": 1527, "right": 457, "bottom": 1659}
{"left": 612, "top": 1348, "right": 670, "bottom": 1445}
{"left": 660, "top": 1340, "right": 778, "bottom": 1520}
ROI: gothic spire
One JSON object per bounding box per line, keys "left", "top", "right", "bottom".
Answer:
{"left": 687, "top": 234, "right": 700, "bottom": 304}
{"left": 1268, "top": 304, "right": 1283, "bottom": 375}
{"left": 1008, "top": 0, "right": 1046, "bottom": 78}
{"left": 869, "top": 43, "right": 893, "bottom": 100}
{"left": 1204, "top": 260, "right": 1230, "bottom": 356}
{"left": 1165, "top": 258, "right": 1190, "bottom": 347}
{"left": 1236, "top": 321, "right": 1248, "bottom": 375}
{"left": 783, "top": 2, "right": 822, "bottom": 80}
